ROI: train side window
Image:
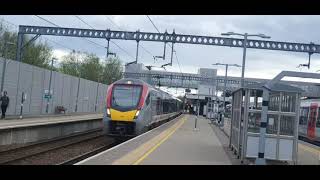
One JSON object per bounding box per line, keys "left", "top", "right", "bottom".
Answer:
{"left": 156, "top": 97, "right": 161, "bottom": 115}
{"left": 146, "top": 94, "right": 150, "bottom": 106}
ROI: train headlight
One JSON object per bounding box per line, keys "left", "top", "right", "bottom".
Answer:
{"left": 134, "top": 110, "right": 140, "bottom": 119}
{"left": 106, "top": 108, "right": 111, "bottom": 117}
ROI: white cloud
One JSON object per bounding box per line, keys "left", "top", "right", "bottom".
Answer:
{"left": 52, "top": 49, "right": 69, "bottom": 61}
{"left": 2, "top": 15, "right": 320, "bottom": 82}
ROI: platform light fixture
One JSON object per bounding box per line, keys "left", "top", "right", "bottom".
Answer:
{"left": 221, "top": 32, "right": 271, "bottom": 87}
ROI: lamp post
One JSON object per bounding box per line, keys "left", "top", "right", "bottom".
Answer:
{"left": 221, "top": 32, "right": 271, "bottom": 87}
{"left": 75, "top": 50, "right": 81, "bottom": 112}
{"left": 212, "top": 63, "right": 241, "bottom": 126}
{"left": 45, "top": 57, "right": 57, "bottom": 113}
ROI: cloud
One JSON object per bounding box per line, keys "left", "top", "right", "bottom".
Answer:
{"left": 52, "top": 49, "right": 69, "bottom": 61}
{"left": 1, "top": 15, "right": 320, "bottom": 81}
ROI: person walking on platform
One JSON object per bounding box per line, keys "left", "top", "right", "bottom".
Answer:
{"left": 0, "top": 91, "right": 9, "bottom": 119}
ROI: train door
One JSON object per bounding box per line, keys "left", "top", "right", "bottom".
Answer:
{"left": 307, "top": 103, "right": 317, "bottom": 139}
{"left": 145, "top": 92, "right": 152, "bottom": 125}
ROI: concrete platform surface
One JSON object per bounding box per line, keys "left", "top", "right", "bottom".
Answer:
{"left": 78, "top": 114, "right": 232, "bottom": 165}
{"left": 219, "top": 117, "right": 320, "bottom": 165}
{"left": 298, "top": 140, "right": 320, "bottom": 165}
{"left": 139, "top": 115, "right": 232, "bottom": 165}
{"left": 0, "top": 113, "right": 103, "bottom": 130}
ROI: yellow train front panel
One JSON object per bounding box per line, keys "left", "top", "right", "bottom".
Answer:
{"left": 110, "top": 109, "right": 137, "bottom": 122}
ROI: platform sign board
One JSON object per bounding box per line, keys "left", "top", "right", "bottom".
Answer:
{"left": 44, "top": 89, "right": 53, "bottom": 99}
{"left": 44, "top": 94, "right": 52, "bottom": 99}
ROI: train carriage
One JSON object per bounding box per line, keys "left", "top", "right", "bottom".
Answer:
{"left": 103, "top": 78, "right": 183, "bottom": 137}
{"left": 299, "top": 99, "right": 320, "bottom": 143}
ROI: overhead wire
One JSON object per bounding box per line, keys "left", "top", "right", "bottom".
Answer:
{"left": 74, "top": 15, "right": 136, "bottom": 60}
{"left": 146, "top": 15, "right": 183, "bottom": 74}
{"left": 35, "top": 15, "right": 107, "bottom": 51}
{"left": 147, "top": 15, "right": 185, "bottom": 95}
{"left": 1, "top": 17, "right": 74, "bottom": 51}
{"left": 105, "top": 15, "right": 155, "bottom": 58}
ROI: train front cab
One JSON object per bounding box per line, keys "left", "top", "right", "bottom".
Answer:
{"left": 103, "top": 82, "right": 148, "bottom": 137}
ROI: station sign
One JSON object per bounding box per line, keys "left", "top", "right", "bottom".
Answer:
{"left": 44, "top": 89, "right": 53, "bottom": 99}
{"left": 44, "top": 94, "right": 52, "bottom": 99}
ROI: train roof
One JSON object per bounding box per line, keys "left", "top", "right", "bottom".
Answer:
{"left": 115, "top": 78, "right": 181, "bottom": 101}
{"left": 114, "top": 78, "right": 148, "bottom": 86}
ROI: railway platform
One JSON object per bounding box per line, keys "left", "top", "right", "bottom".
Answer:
{"left": 219, "top": 118, "right": 320, "bottom": 165}
{"left": 0, "top": 113, "right": 103, "bottom": 147}
{"left": 77, "top": 114, "right": 234, "bottom": 165}
{"left": 298, "top": 140, "right": 320, "bottom": 165}
{"left": 0, "top": 113, "right": 103, "bottom": 129}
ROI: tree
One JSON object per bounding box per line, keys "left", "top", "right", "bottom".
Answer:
{"left": 101, "top": 57, "right": 123, "bottom": 84}
{"left": 0, "top": 23, "right": 18, "bottom": 60}
{"left": 59, "top": 51, "right": 81, "bottom": 77}
{"left": 0, "top": 21, "right": 53, "bottom": 68}
{"left": 79, "top": 53, "right": 103, "bottom": 82}
{"left": 23, "top": 40, "right": 52, "bottom": 68}
{"left": 59, "top": 52, "right": 123, "bottom": 85}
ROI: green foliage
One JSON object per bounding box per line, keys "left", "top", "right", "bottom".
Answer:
{"left": 0, "top": 21, "right": 123, "bottom": 85}
{"left": 0, "top": 23, "right": 18, "bottom": 60}
{"left": 59, "top": 51, "right": 80, "bottom": 77}
{"left": 101, "top": 57, "right": 123, "bottom": 84}
{"left": 0, "top": 21, "right": 53, "bottom": 69}
{"left": 23, "top": 40, "right": 52, "bottom": 68}
{"left": 80, "top": 53, "right": 103, "bottom": 82}
{"left": 59, "top": 52, "right": 123, "bottom": 84}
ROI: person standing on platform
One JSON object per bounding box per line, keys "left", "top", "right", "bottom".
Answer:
{"left": 0, "top": 91, "right": 9, "bottom": 119}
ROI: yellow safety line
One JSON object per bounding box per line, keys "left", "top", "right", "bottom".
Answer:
{"left": 132, "top": 117, "right": 186, "bottom": 165}
{"left": 299, "top": 143, "right": 320, "bottom": 155}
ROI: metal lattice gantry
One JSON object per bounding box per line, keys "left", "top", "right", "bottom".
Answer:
{"left": 124, "top": 72, "right": 264, "bottom": 85}
{"left": 16, "top": 25, "right": 320, "bottom": 62}
{"left": 123, "top": 71, "right": 320, "bottom": 97}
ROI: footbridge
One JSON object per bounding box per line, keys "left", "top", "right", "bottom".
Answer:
{"left": 124, "top": 63, "right": 320, "bottom": 97}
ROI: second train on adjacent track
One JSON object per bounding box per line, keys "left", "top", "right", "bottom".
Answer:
{"left": 299, "top": 99, "right": 320, "bottom": 144}
{"left": 103, "top": 78, "right": 183, "bottom": 137}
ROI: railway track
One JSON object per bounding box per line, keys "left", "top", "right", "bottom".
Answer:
{"left": 0, "top": 129, "right": 113, "bottom": 165}
{"left": 59, "top": 141, "right": 121, "bottom": 165}
{"left": 0, "top": 113, "right": 182, "bottom": 165}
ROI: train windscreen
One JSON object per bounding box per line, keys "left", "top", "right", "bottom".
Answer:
{"left": 111, "top": 85, "right": 142, "bottom": 110}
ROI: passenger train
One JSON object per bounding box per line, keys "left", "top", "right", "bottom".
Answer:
{"left": 299, "top": 99, "right": 320, "bottom": 144}
{"left": 103, "top": 78, "right": 183, "bottom": 137}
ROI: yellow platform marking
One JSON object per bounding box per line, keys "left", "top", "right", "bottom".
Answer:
{"left": 133, "top": 117, "right": 186, "bottom": 165}
{"left": 111, "top": 115, "right": 186, "bottom": 165}
{"left": 299, "top": 143, "right": 320, "bottom": 155}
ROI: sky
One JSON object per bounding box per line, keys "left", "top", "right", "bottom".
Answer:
{"left": 1, "top": 15, "right": 320, "bottom": 85}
